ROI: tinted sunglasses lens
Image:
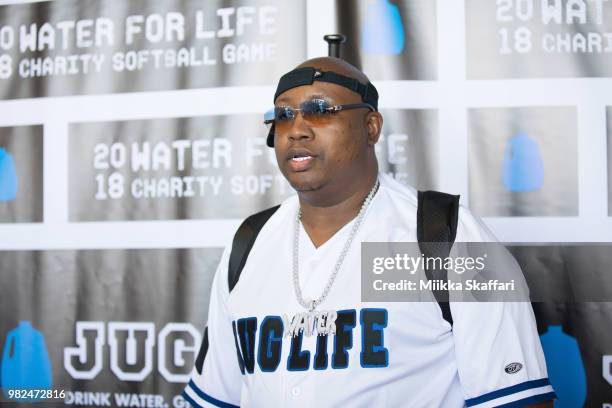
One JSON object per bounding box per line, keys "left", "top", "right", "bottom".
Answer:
{"left": 301, "top": 99, "right": 331, "bottom": 118}
{"left": 264, "top": 108, "right": 275, "bottom": 130}
{"left": 274, "top": 106, "right": 295, "bottom": 122}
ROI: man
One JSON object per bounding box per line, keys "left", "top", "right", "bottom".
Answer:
{"left": 183, "top": 57, "right": 556, "bottom": 407}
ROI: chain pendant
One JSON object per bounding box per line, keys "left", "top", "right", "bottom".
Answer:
{"left": 283, "top": 310, "right": 338, "bottom": 338}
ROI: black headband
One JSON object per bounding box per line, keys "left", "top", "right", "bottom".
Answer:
{"left": 274, "top": 67, "right": 378, "bottom": 110}
{"left": 267, "top": 67, "right": 379, "bottom": 146}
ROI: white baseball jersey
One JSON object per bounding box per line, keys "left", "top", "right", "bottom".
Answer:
{"left": 183, "top": 173, "right": 555, "bottom": 408}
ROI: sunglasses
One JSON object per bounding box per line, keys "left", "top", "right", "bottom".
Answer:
{"left": 263, "top": 98, "right": 375, "bottom": 131}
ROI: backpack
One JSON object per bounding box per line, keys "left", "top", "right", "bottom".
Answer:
{"left": 195, "top": 190, "right": 460, "bottom": 373}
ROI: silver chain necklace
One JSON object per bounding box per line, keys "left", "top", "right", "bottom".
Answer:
{"left": 284, "top": 179, "right": 379, "bottom": 338}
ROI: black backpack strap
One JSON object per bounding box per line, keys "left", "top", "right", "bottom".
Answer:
{"left": 195, "top": 205, "right": 280, "bottom": 374}
{"left": 194, "top": 327, "right": 209, "bottom": 374}
{"left": 417, "top": 190, "right": 460, "bottom": 327}
{"left": 228, "top": 205, "right": 280, "bottom": 293}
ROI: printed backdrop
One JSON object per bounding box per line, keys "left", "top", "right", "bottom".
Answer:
{"left": 0, "top": 0, "right": 611, "bottom": 407}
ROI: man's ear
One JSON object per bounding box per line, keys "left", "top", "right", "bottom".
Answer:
{"left": 366, "top": 111, "right": 383, "bottom": 146}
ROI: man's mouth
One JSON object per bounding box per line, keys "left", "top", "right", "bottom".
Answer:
{"left": 286, "top": 151, "right": 316, "bottom": 171}
{"left": 291, "top": 155, "right": 312, "bottom": 162}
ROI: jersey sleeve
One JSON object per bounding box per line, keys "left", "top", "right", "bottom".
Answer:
{"left": 451, "top": 207, "right": 556, "bottom": 407}
{"left": 182, "top": 246, "right": 243, "bottom": 408}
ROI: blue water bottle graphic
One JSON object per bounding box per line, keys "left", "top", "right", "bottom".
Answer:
{"left": 0, "top": 147, "right": 18, "bottom": 201}
{"left": 540, "top": 325, "right": 586, "bottom": 408}
{"left": 1, "top": 321, "right": 52, "bottom": 401}
{"left": 502, "top": 131, "right": 544, "bottom": 192}
{"left": 362, "top": 0, "right": 405, "bottom": 55}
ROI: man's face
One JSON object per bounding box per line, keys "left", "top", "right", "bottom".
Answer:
{"left": 273, "top": 81, "right": 372, "bottom": 194}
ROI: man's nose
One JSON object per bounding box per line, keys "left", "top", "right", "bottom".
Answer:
{"left": 287, "top": 112, "right": 313, "bottom": 142}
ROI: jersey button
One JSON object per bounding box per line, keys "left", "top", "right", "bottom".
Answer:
{"left": 291, "top": 387, "right": 301, "bottom": 398}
